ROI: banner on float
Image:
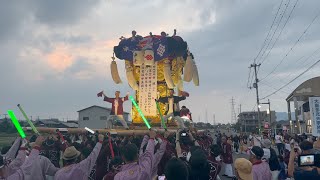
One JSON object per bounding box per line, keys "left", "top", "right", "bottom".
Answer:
{"left": 309, "top": 97, "right": 320, "bottom": 136}
{"left": 138, "top": 63, "right": 157, "bottom": 116}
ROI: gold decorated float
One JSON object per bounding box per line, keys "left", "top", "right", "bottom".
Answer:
{"left": 111, "top": 30, "right": 199, "bottom": 126}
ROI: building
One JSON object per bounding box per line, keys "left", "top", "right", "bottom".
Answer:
{"left": 34, "top": 119, "right": 78, "bottom": 128}
{"left": 78, "top": 105, "right": 130, "bottom": 129}
{"left": 286, "top": 76, "right": 320, "bottom": 134}
{"left": 237, "top": 111, "right": 276, "bottom": 133}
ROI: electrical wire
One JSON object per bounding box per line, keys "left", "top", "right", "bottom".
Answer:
{"left": 260, "top": 81, "right": 290, "bottom": 94}
{"left": 259, "top": 0, "right": 299, "bottom": 65}
{"left": 258, "top": 0, "right": 291, "bottom": 64}
{"left": 260, "top": 9, "right": 320, "bottom": 81}
{"left": 260, "top": 59, "right": 320, "bottom": 100}
{"left": 269, "top": 45, "right": 320, "bottom": 85}
{"left": 253, "top": 0, "right": 285, "bottom": 64}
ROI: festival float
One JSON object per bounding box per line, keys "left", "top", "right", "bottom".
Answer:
{"left": 110, "top": 30, "right": 199, "bottom": 127}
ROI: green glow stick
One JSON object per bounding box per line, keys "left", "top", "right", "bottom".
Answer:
{"left": 17, "top": 104, "right": 40, "bottom": 135}
{"left": 155, "top": 100, "right": 166, "bottom": 129}
{"left": 7, "top": 110, "right": 26, "bottom": 139}
{"left": 129, "top": 95, "right": 151, "bottom": 129}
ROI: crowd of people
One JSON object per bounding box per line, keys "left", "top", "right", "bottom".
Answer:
{"left": 1, "top": 128, "right": 320, "bottom": 180}
{"left": 215, "top": 130, "right": 320, "bottom": 180}
{"left": 0, "top": 127, "right": 218, "bottom": 180}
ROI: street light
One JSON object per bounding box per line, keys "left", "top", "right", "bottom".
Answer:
{"left": 261, "top": 99, "right": 271, "bottom": 124}
{"left": 261, "top": 99, "right": 272, "bottom": 134}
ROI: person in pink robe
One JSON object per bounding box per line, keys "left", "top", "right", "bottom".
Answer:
{"left": 114, "top": 129, "right": 157, "bottom": 180}
{"left": 0, "top": 137, "right": 26, "bottom": 178}
{"left": 1, "top": 136, "right": 58, "bottom": 180}
{"left": 139, "top": 132, "right": 169, "bottom": 178}
{"left": 54, "top": 134, "right": 104, "bottom": 180}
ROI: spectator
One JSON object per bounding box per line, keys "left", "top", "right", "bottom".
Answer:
{"left": 278, "top": 155, "right": 287, "bottom": 180}
{"left": 189, "top": 149, "right": 210, "bottom": 180}
{"left": 233, "top": 134, "right": 240, "bottom": 154}
{"left": 275, "top": 132, "right": 284, "bottom": 155}
{"left": 0, "top": 138, "right": 26, "bottom": 178}
{"left": 288, "top": 140, "right": 320, "bottom": 180}
{"left": 208, "top": 144, "right": 222, "bottom": 180}
{"left": 221, "top": 137, "right": 234, "bottom": 178}
{"left": 54, "top": 134, "right": 104, "bottom": 180}
{"left": 3, "top": 136, "right": 59, "bottom": 180}
{"left": 164, "top": 158, "right": 189, "bottom": 180}
{"left": 235, "top": 158, "right": 253, "bottom": 180}
{"left": 249, "top": 146, "right": 272, "bottom": 180}
{"left": 114, "top": 129, "right": 156, "bottom": 180}
{"left": 261, "top": 139, "right": 271, "bottom": 161}
{"left": 103, "top": 157, "right": 123, "bottom": 180}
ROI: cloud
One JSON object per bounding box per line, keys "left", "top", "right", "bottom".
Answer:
{"left": 30, "top": 0, "right": 102, "bottom": 26}
{"left": 2, "top": 0, "right": 320, "bottom": 123}
{"left": 46, "top": 45, "right": 75, "bottom": 72}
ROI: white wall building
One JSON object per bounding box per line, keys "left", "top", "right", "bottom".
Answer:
{"left": 78, "top": 105, "right": 130, "bottom": 129}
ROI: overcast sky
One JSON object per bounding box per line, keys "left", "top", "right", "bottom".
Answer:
{"left": 1, "top": 0, "right": 320, "bottom": 124}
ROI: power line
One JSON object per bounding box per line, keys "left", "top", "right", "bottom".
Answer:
{"left": 260, "top": 81, "right": 290, "bottom": 94}
{"left": 253, "top": 0, "right": 285, "bottom": 64}
{"left": 259, "top": 0, "right": 299, "bottom": 65}
{"left": 258, "top": 0, "right": 291, "bottom": 64}
{"left": 260, "top": 59, "right": 320, "bottom": 100}
{"left": 269, "top": 45, "right": 320, "bottom": 84}
{"left": 260, "top": 9, "right": 320, "bottom": 81}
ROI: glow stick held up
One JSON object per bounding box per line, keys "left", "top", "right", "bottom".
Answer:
{"left": 155, "top": 100, "right": 166, "bottom": 130}
{"left": 17, "top": 104, "right": 40, "bottom": 135}
{"left": 129, "top": 95, "right": 151, "bottom": 129}
{"left": 7, "top": 110, "right": 26, "bottom": 139}
{"left": 85, "top": 127, "right": 95, "bottom": 134}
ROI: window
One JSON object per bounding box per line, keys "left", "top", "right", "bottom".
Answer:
{"left": 100, "top": 116, "right": 108, "bottom": 120}
{"left": 83, "top": 117, "right": 89, "bottom": 121}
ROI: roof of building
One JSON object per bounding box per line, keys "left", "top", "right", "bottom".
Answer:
{"left": 36, "top": 119, "right": 60, "bottom": 125}
{"left": 35, "top": 119, "right": 78, "bottom": 128}
{"left": 286, "top": 76, "right": 320, "bottom": 102}
{"left": 77, "top": 105, "right": 129, "bottom": 114}
{"left": 61, "top": 122, "right": 78, "bottom": 128}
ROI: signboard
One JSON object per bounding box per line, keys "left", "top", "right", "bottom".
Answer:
{"left": 138, "top": 63, "right": 157, "bottom": 116}
{"left": 309, "top": 97, "right": 320, "bottom": 136}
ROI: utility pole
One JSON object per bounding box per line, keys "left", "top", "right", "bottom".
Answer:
{"left": 230, "top": 97, "right": 236, "bottom": 124}
{"left": 213, "top": 114, "right": 216, "bottom": 125}
{"left": 205, "top": 108, "right": 208, "bottom": 124}
{"left": 250, "top": 63, "right": 261, "bottom": 134}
